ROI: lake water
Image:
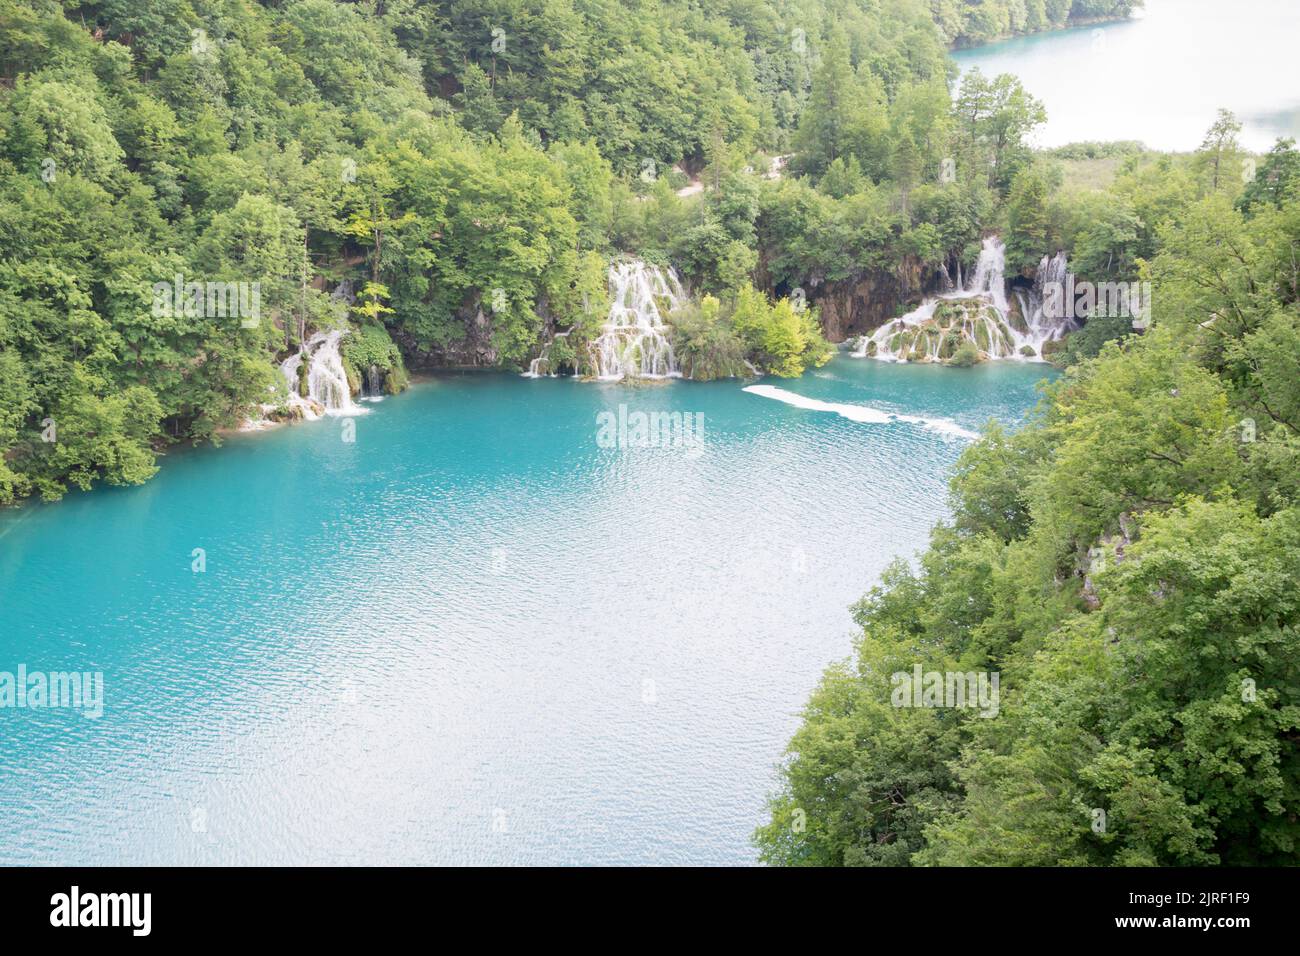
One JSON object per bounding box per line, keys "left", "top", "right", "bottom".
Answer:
{"left": 0, "top": 355, "right": 1049, "bottom": 864}
{"left": 952, "top": 0, "right": 1300, "bottom": 152}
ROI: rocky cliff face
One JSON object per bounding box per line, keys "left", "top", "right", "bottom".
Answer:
{"left": 396, "top": 320, "right": 498, "bottom": 368}
{"left": 809, "top": 256, "right": 941, "bottom": 343}
{"left": 396, "top": 294, "right": 512, "bottom": 368}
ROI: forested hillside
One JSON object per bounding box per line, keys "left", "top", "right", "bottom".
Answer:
{"left": 0, "top": 0, "right": 947, "bottom": 501}
{"left": 755, "top": 134, "right": 1300, "bottom": 865}
{"left": 934, "top": 0, "right": 1141, "bottom": 47}
{"left": 3, "top": 0, "right": 1076, "bottom": 502}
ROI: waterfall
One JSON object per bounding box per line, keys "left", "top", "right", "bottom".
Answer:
{"left": 938, "top": 261, "right": 954, "bottom": 293}
{"left": 853, "top": 236, "right": 1075, "bottom": 364}
{"left": 523, "top": 329, "right": 573, "bottom": 378}
{"left": 1022, "top": 251, "right": 1077, "bottom": 355}
{"left": 1038, "top": 250, "right": 1069, "bottom": 298}
{"left": 278, "top": 329, "right": 364, "bottom": 419}
{"left": 966, "top": 237, "right": 1010, "bottom": 313}
{"left": 523, "top": 259, "right": 687, "bottom": 380}
{"left": 588, "top": 260, "right": 684, "bottom": 380}
{"left": 362, "top": 363, "right": 384, "bottom": 402}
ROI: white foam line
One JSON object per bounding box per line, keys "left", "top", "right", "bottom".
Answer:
{"left": 743, "top": 384, "right": 980, "bottom": 441}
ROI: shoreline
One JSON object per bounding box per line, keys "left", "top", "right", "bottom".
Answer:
{"left": 949, "top": 13, "right": 1137, "bottom": 52}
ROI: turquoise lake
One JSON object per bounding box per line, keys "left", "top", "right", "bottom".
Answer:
{"left": 0, "top": 355, "right": 1050, "bottom": 864}
{"left": 952, "top": 0, "right": 1300, "bottom": 152}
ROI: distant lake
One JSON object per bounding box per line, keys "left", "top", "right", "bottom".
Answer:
{"left": 952, "top": 0, "right": 1300, "bottom": 152}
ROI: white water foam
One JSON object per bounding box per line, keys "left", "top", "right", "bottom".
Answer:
{"left": 743, "top": 384, "right": 980, "bottom": 440}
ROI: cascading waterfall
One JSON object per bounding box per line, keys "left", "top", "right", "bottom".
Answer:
{"left": 588, "top": 260, "right": 684, "bottom": 380}
{"left": 1015, "top": 250, "right": 1077, "bottom": 358}
{"left": 523, "top": 329, "right": 573, "bottom": 378}
{"left": 853, "top": 236, "right": 1077, "bottom": 364}
{"left": 278, "top": 329, "right": 364, "bottom": 419}
{"left": 361, "top": 363, "right": 384, "bottom": 402}
{"left": 966, "top": 237, "right": 1010, "bottom": 313}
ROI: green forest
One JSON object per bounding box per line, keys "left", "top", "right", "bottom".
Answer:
{"left": 755, "top": 131, "right": 1300, "bottom": 865}
{"left": 3, "top": 0, "right": 1299, "bottom": 867}
{"left": 0, "top": 0, "right": 1145, "bottom": 503}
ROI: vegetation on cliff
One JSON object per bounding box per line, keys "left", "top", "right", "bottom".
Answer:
{"left": 0, "top": 0, "right": 967, "bottom": 501}
{"left": 0, "top": 0, "right": 1261, "bottom": 506}
{"left": 755, "top": 134, "right": 1300, "bottom": 866}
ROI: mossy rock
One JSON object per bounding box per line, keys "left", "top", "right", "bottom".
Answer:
{"left": 1007, "top": 304, "right": 1030, "bottom": 335}
{"left": 939, "top": 329, "right": 963, "bottom": 360}
{"left": 946, "top": 341, "right": 981, "bottom": 367}
{"left": 1042, "top": 336, "right": 1067, "bottom": 357}
{"left": 341, "top": 321, "right": 410, "bottom": 394}
{"left": 384, "top": 364, "right": 410, "bottom": 393}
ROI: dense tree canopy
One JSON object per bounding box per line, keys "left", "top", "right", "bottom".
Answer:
{"left": 0, "top": 0, "right": 1053, "bottom": 502}
{"left": 755, "top": 130, "right": 1300, "bottom": 866}
{"left": 932, "top": 0, "right": 1141, "bottom": 47}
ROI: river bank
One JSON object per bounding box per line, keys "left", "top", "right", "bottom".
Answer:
{"left": 948, "top": 12, "right": 1137, "bottom": 50}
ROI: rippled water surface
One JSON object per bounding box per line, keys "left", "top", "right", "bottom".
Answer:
{"left": 0, "top": 355, "right": 1049, "bottom": 864}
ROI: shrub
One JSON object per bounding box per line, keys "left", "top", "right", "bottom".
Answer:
{"left": 947, "top": 341, "right": 981, "bottom": 367}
